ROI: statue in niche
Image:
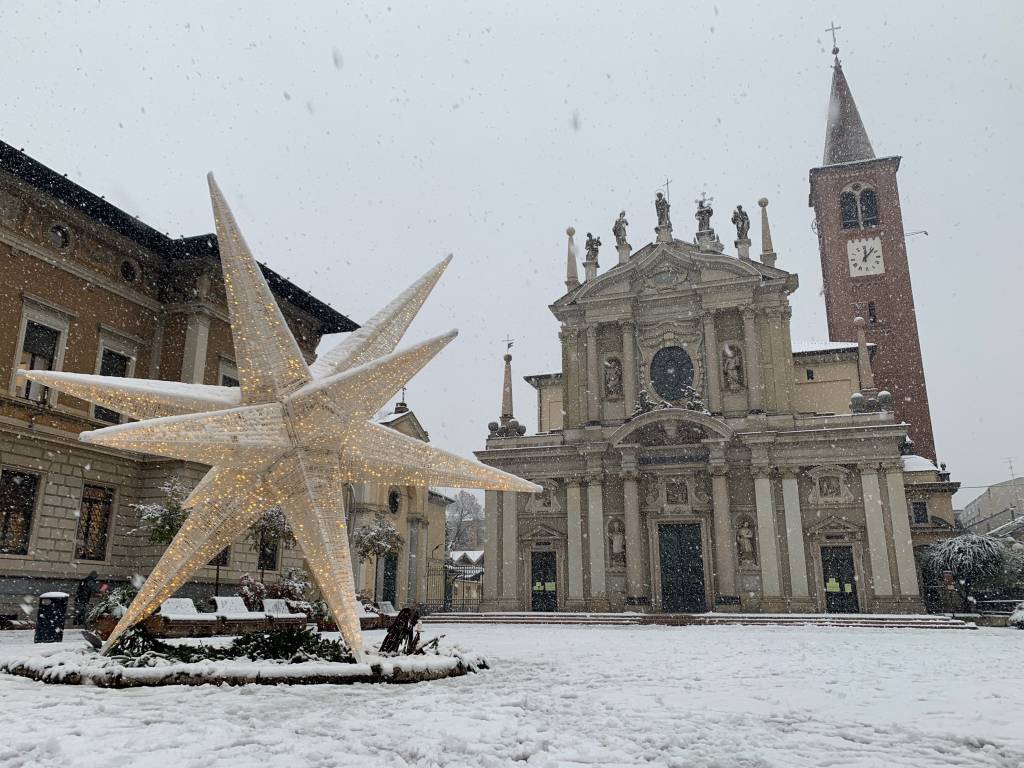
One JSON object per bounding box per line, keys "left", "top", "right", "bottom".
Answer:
{"left": 585, "top": 232, "right": 601, "bottom": 262}
{"left": 644, "top": 478, "right": 661, "bottom": 508}
{"left": 608, "top": 519, "right": 626, "bottom": 567}
{"left": 722, "top": 342, "right": 744, "bottom": 390}
{"left": 613, "top": 211, "right": 629, "bottom": 247}
{"left": 731, "top": 204, "right": 750, "bottom": 240}
{"left": 604, "top": 358, "right": 623, "bottom": 398}
{"left": 655, "top": 192, "right": 671, "bottom": 228}
{"left": 737, "top": 519, "right": 757, "bottom": 564}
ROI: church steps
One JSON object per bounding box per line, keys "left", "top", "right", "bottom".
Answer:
{"left": 423, "top": 612, "right": 976, "bottom": 629}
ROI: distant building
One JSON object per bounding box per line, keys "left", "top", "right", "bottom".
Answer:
{"left": 961, "top": 478, "right": 1024, "bottom": 536}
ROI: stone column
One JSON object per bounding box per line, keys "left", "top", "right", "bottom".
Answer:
{"left": 710, "top": 465, "right": 737, "bottom": 600}
{"left": 586, "top": 324, "right": 601, "bottom": 424}
{"left": 565, "top": 480, "right": 585, "bottom": 609}
{"left": 500, "top": 490, "right": 520, "bottom": 609}
{"left": 621, "top": 320, "right": 637, "bottom": 412}
{"left": 702, "top": 310, "right": 721, "bottom": 413}
{"left": 482, "top": 489, "right": 499, "bottom": 609}
{"left": 753, "top": 467, "right": 781, "bottom": 597}
{"left": 405, "top": 517, "right": 421, "bottom": 604}
{"left": 742, "top": 307, "right": 763, "bottom": 412}
{"left": 585, "top": 473, "right": 608, "bottom": 609}
{"left": 860, "top": 464, "right": 894, "bottom": 596}
{"left": 181, "top": 312, "right": 211, "bottom": 384}
{"left": 780, "top": 470, "right": 810, "bottom": 599}
{"left": 884, "top": 463, "right": 920, "bottom": 596}
{"left": 621, "top": 468, "right": 646, "bottom": 607}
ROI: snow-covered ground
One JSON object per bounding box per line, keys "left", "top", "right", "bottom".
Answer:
{"left": 0, "top": 623, "right": 1021, "bottom": 767}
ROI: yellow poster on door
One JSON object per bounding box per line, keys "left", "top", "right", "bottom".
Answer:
{"left": 826, "top": 577, "right": 841, "bottom": 593}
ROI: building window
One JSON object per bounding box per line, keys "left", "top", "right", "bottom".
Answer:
{"left": 119, "top": 259, "right": 139, "bottom": 283}
{"left": 0, "top": 469, "right": 39, "bottom": 555}
{"left": 911, "top": 501, "right": 929, "bottom": 525}
{"left": 388, "top": 488, "right": 402, "bottom": 514}
{"left": 867, "top": 302, "right": 878, "bottom": 323}
{"left": 209, "top": 546, "right": 230, "bottom": 567}
{"left": 47, "top": 224, "right": 70, "bottom": 250}
{"left": 805, "top": 368, "right": 815, "bottom": 381}
{"left": 94, "top": 348, "right": 131, "bottom": 424}
{"left": 75, "top": 485, "right": 114, "bottom": 561}
{"left": 17, "top": 321, "right": 60, "bottom": 402}
{"left": 839, "top": 184, "right": 880, "bottom": 229}
{"left": 257, "top": 537, "right": 279, "bottom": 572}
{"left": 219, "top": 359, "right": 240, "bottom": 388}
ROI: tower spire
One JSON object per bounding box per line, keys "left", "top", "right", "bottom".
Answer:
{"left": 488, "top": 339, "right": 525, "bottom": 438}
{"left": 822, "top": 55, "right": 875, "bottom": 166}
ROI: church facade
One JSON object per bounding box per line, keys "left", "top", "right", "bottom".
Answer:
{"left": 475, "top": 57, "right": 958, "bottom": 616}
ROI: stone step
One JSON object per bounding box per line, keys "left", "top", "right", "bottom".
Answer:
{"left": 423, "top": 612, "right": 976, "bottom": 629}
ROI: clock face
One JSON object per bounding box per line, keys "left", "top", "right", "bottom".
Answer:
{"left": 847, "top": 237, "right": 884, "bottom": 276}
{"left": 650, "top": 346, "right": 693, "bottom": 401}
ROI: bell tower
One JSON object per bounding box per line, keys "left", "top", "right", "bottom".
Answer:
{"left": 809, "top": 43, "right": 936, "bottom": 461}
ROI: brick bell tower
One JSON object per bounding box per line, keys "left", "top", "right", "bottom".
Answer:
{"left": 809, "top": 45, "right": 937, "bottom": 461}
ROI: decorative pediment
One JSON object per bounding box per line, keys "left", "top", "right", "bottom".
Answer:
{"left": 806, "top": 514, "right": 864, "bottom": 538}
{"left": 519, "top": 522, "right": 565, "bottom": 542}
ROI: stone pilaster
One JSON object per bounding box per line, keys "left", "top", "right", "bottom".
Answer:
{"left": 585, "top": 471, "right": 608, "bottom": 610}
{"left": 884, "top": 463, "right": 921, "bottom": 598}
{"left": 481, "top": 489, "right": 499, "bottom": 610}
{"left": 859, "top": 463, "right": 893, "bottom": 597}
{"left": 565, "top": 480, "right": 586, "bottom": 610}
{"left": 181, "top": 311, "right": 211, "bottom": 384}
{"left": 742, "top": 307, "right": 763, "bottom": 412}
{"left": 585, "top": 324, "right": 601, "bottom": 424}
{"left": 620, "top": 457, "right": 647, "bottom": 608}
{"left": 710, "top": 463, "right": 737, "bottom": 603}
{"left": 780, "top": 469, "right": 812, "bottom": 604}
{"left": 499, "top": 490, "right": 520, "bottom": 609}
{"left": 752, "top": 466, "right": 781, "bottom": 598}
{"left": 621, "top": 320, "right": 637, "bottom": 414}
{"left": 702, "top": 310, "right": 721, "bottom": 413}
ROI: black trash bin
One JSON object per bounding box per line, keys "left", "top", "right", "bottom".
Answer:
{"left": 34, "top": 591, "right": 69, "bottom": 644}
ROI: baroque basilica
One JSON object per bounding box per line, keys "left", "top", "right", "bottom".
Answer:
{"left": 475, "top": 55, "right": 959, "bottom": 615}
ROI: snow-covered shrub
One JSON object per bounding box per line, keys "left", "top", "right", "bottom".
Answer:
{"left": 130, "top": 477, "right": 192, "bottom": 545}
{"left": 352, "top": 518, "right": 404, "bottom": 563}
{"left": 87, "top": 584, "right": 138, "bottom": 623}
{"left": 237, "top": 573, "right": 267, "bottom": 611}
{"left": 924, "top": 534, "right": 1013, "bottom": 609}
{"left": 1009, "top": 602, "right": 1024, "bottom": 630}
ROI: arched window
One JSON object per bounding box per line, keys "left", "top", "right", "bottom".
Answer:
{"left": 839, "top": 183, "right": 880, "bottom": 229}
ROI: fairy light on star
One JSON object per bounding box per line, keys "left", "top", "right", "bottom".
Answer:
{"left": 22, "top": 174, "right": 539, "bottom": 657}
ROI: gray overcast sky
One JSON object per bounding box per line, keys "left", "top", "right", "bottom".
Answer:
{"left": 4, "top": 1, "right": 1021, "bottom": 505}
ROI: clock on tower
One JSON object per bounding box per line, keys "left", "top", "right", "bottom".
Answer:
{"left": 808, "top": 52, "right": 937, "bottom": 462}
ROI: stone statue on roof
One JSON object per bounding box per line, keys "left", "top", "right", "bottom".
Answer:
{"left": 655, "top": 193, "right": 671, "bottom": 228}
{"left": 612, "top": 211, "right": 629, "bottom": 247}
{"left": 731, "top": 205, "right": 750, "bottom": 240}
{"left": 695, "top": 197, "right": 714, "bottom": 233}
{"left": 585, "top": 232, "right": 601, "bottom": 262}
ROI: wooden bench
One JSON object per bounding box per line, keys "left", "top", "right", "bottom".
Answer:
{"left": 213, "top": 596, "right": 270, "bottom": 635}
{"left": 148, "top": 598, "right": 219, "bottom": 638}
{"left": 262, "top": 599, "right": 307, "bottom": 630}
{"left": 357, "top": 601, "right": 381, "bottom": 631}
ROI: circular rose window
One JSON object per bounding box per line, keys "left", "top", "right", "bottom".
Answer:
{"left": 649, "top": 346, "right": 693, "bottom": 401}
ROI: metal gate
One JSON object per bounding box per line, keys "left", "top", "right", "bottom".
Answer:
{"left": 422, "top": 558, "right": 482, "bottom": 613}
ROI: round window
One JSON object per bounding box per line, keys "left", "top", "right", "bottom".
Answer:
{"left": 47, "top": 224, "right": 70, "bottom": 250}
{"left": 120, "top": 259, "right": 138, "bottom": 282}
{"left": 388, "top": 488, "right": 401, "bottom": 514}
{"left": 649, "top": 346, "right": 694, "bottom": 401}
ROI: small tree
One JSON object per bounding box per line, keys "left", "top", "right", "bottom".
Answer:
{"left": 130, "top": 477, "right": 191, "bottom": 546}
{"left": 446, "top": 490, "right": 483, "bottom": 550}
{"left": 924, "top": 533, "right": 1010, "bottom": 610}
{"left": 247, "top": 506, "right": 296, "bottom": 581}
{"left": 352, "top": 517, "right": 404, "bottom": 602}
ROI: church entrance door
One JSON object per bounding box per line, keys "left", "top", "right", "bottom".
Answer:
{"left": 821, "top": 546, "right": 859, "bottom": 613}
{"left": 531, "top": 551, "right": 557, "bottom": 612}
{"left": 658, "top": 523, "right": 706, "bottom": 612}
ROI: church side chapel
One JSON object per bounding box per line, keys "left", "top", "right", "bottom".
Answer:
{"left": 476, "top": 53, "right": 959, "bottom": 616}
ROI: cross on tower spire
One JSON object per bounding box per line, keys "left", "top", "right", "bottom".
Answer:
{"left": 825, "top": 21, "right": 842, "bottom": 59}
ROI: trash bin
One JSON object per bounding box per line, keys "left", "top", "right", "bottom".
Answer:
{"left": 34, "top": 591, "right": 69, "bottom": 644}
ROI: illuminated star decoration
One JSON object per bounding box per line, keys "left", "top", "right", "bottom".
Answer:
{"left": 23, "top": 174, "right": 540, "bottom": 656}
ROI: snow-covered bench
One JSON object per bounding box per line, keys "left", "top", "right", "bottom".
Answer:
{"left": 357, "top": 601, "right": 382, "bottom": 630}
{"left": 261, "top": 599, "right": 307, "bottom": 629}
{"left": 377, "top": 601, "right": 399, "bottom": 618}
{"left": 213, "top": 596, "right": 270, "bottom": 634}
{"left": 150, "top": 598, "right": 219, "bottom": 638}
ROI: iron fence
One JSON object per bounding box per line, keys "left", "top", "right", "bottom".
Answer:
{"left": 421, "top": 558, "right": 482, "bottom": 614}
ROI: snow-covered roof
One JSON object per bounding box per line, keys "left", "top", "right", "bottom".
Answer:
{"left": 791, "top": 340, "right": 859, "bottom": 354}
{"left": 902, "top": 454, "right": 939, "bottom": 473}
{"left": 450, "top": 550, "right": 484, "bottom": 564}
{"left": 374, "top": 411, "right": 405, "bottom": 425}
